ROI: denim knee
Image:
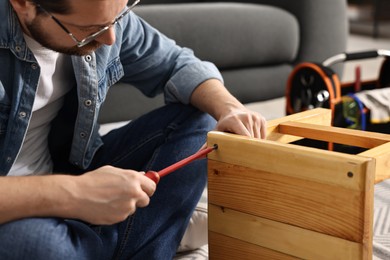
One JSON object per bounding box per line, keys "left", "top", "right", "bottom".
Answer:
{"left": 0, "top": 218, "right": 103, "bottom": 260}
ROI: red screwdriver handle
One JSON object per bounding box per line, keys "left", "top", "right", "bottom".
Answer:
{"left": 145, "top": 171, "right": 160, "bottom": 184}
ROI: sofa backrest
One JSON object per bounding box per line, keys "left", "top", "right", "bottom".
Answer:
{"left": 135, "top": 3, "right": 298, "bottom": 71}
{"left": 134, "top": 3, "right": 299, "bottom": 105}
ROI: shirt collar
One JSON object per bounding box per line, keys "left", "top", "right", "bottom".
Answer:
{"left": 0, "top": 1, "right": 37, "bottom": 62}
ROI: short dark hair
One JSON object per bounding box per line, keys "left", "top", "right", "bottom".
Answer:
{"left": 31, "top": 0, "right": 72, "bottom": 15}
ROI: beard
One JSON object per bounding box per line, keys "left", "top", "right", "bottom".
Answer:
{"left": 25, "top": 15, "right": 103, "bottom": 56}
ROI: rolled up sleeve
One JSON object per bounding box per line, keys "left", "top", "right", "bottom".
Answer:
{"left": 117, "top": 12, "right": 224, "bottom": 104}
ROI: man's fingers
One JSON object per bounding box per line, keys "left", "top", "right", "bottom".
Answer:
{"left": 135, "top": 194, "right": 151, "bottom": 208}
{"left": 140, "top": 173, "right": 157, "bottom": 197}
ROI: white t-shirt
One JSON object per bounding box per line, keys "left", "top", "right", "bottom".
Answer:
{"left": 8, "top": 35, "right": 73, "bottom": 176}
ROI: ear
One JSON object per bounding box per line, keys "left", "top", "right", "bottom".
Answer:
{"left": 9, "top": 0, "right": 36, "bottom": 19}
{"left": 9, "top": 0, "right": 28, "bottom": 11}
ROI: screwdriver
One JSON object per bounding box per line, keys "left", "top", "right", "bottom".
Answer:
{"left": 145, "top": 144, "right": 218, "bottom": 184}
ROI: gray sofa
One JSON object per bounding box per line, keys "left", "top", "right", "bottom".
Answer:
{"left": 98, "top": 0, "right": 348, "bottom": 124}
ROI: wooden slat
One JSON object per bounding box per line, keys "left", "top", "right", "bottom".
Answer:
{"left": 267, "top": 108, "right": 332, "bottom": 143}
{"left": 208, "top": 204, "right": 363, "bottom": 260}
{"left": 362, "top": 158, "right": 375, "bottom": 259}
{"left": 278, "top": 121, "right": 390, "bottom": 149}
{"left": 209, "top": 231, "right": 299, "bottom": 260}
{"left": 208, "top": 160, "right": 368, "bottom": 242}
{"left": 359, "top": 142, "right": 390, "bottom": 183}
{"left": 207, "top": 131, "right": 372, "bottom": 190}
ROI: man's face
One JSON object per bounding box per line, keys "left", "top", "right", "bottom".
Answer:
{"left": 18, "top": 0, "right": 129, "bottom": 56}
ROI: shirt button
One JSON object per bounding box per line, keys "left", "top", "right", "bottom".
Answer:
{"left": 19, "top": 111, "right": 27, "bottom": 118}
{"left": 84, "top": 100, "right": 93, "bottom": 107}
{"left": 31, "top": 63, "right": 38, "bottom": 70}
{"left": 80, "top": 132, "right": 87, "bottom": 138}
{"left": 85, "top": 55, "right": 92, "bottom": 62}
{"left": 15, "top": 46, "right": 22, "bottom": 52}
{"left": 6, "top": 157, "right": 12, "bottom": 163}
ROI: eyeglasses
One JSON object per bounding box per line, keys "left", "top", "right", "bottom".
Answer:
{"left": 36, "top": 0, "right": 140, "bottom": 47}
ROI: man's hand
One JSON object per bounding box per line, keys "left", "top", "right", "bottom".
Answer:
{"left": 68, "top": 166, "right": 157, "bottom": 225}
{"left": 215, "top": 107, "right": 267, "bottom": 139}
{"left": 0, "top": 167, "right": 156, "bottom": 225}
{"left": 190, "top": 79, "right": 267, "bottom": 139}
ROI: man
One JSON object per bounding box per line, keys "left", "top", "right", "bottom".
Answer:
{"left": 0, "top": 0, "right": 266, "bottom": 259}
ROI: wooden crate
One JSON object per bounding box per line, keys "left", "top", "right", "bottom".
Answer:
{"left": 207, "top": 108, "right": 390, "bottom": 260}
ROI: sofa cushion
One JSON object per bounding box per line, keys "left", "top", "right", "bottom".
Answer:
{"left": 222, "top": 64, "right": 292, "bottom": 103}
{"left": 134, "top": 3, "right": 299, "bottom": 69}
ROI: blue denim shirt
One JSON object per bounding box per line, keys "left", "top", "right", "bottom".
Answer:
{"left": 0, "top": 2, "right": 223, "bottom": 175}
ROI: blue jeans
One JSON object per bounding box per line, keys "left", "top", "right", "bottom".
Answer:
{"left": 0, "top": 104, "right": 215, "bottom": 260}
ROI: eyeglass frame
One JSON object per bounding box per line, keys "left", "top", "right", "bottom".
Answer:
{"left": 35, "top": 0, "right": 140, "bottom": 48}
